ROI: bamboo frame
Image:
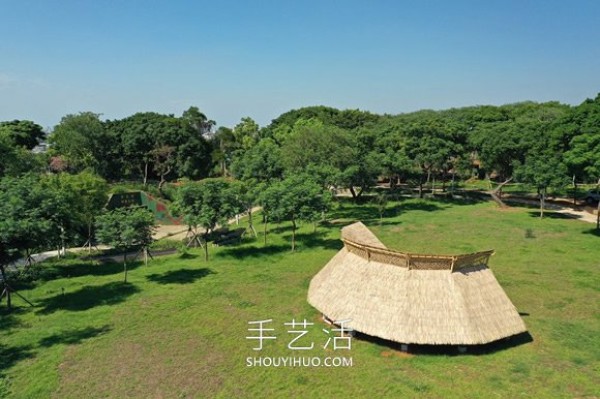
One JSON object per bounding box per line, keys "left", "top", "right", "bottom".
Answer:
{"left": 341, "top": 238, "right": 493, "bottom": 271}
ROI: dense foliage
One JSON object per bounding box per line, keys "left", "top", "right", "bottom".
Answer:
{"left": 0, "top": 93, "right": 598, "bottom": 258}
{"left": 3, "top": 96, "right": 597, "bottom": 192}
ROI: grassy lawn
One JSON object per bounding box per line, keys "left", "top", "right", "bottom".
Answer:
{"left": 1, "top": 199, "right": 599, "bottom": 398}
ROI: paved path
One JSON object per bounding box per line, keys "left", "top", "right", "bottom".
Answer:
{"left": 7, "top": 207, "right": 262, "bottom": 272}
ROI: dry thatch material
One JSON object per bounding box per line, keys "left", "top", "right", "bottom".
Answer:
{"left": 307, "top": 222, "right": 527, "bottom": 345}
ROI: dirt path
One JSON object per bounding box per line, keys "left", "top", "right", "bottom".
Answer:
{"left": 502, "top": 197, "right": 598, "bottom": 224}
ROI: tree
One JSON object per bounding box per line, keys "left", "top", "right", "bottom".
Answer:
{"left": 0, "top": 175, "right": 57, "bottom": 308}
{"left": 281, "top": 118, "right": 354, "bottom": 191}
{"left": 49, "top": 112, "right": 106, "bottom": 174}
{"left": 405, "top": 121, "right": 457, "bottom": 198}
{"left": 95, "top": 207, "right": 155, "bottom": 282}
{"left": 564, "top": 138, "right": 600, "bottom": 228}
{"left": 230, "top": 138, "right": 283, "bottom": 183}
{"left": 514, "top": 150, "right": 569, "bottom": 218}
{"left": 111, "top": 111, "right": 212, "bottom": 184}
{"left": 49, "top": 172, "right": 108, "bottom": 252}
{"left": 0, "top": 132, "right": 46, "bottom": 178}
{"left": 152, "top": 145, "right": 176, "bottom": 193}
{"left": 118, "top": 112, "right": 167, "bottom": 186}
{"left": 41, "top": 175, "right": 80, "bottom": 258}
{"left": 338, "top": 129, "right": 382, "bottom": 199}
{"left": 211, "top": 126, "right": 236, "bottom": 176}
{"left": 468, "top": 102, "right": 569, "bottom": 183}
{"left": 232, "top": 117, "right": 260, "bottom": 152}
{"left": 230, "top": 179, "right": 261, "bottom": 238}
{"left": 261, "top": 175, "right": 332, "bottom": 251}
{"left": 375, "top": 193, "right": 388, "bottom": 222}
{"left": 182, "top": 106, "right": 215, "bottom": 137}
{"left": 372, "top": 118, "right": 415, "bottom": 188}
{"left": 266, "top": 106, "right": 379, "bottom": 137}
{"left": 0, "top": 120, "right": 45, "bottom": 149}
{"left": 172, "top": 179, "right": 240, "bottom": 260}
{"left": 563, "top": 94, "right": 600, "bottom": 228}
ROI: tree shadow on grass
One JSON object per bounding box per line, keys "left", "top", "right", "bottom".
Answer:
{"left": 526, "top": 211, "right": 576, "bottom": 220}
{"left": 178, "top": 252, "right": 199, "bottom": 260}
{"left": 216, "top": 244, "right": 291, "bottom": 259}
{"left": 291, "top": 231, "right": 343, "bottom": 251}
{"left": 38, "top": 325, "right": 112, "bottom": 348}
{"left": 0, "top": 343, "right": 35, "bottom": 376}
{"left": 582, "top": 228, "right": 600, "bottom": 237}
{"left": 146, "top": 268, "right": 215, "bottom": 284}
{"left": 331, "top": 201, "right": 444, "bottom": 223}
{"left": 268, "top": 224, "right": 291, "bottom": 235}
{"left": 354, "top": 331, "right": 533, "bottom": 356}
{"left": 41, "top": 259, "right": 143, "bottom": 280}
{"left": 36, "top": 282, "right": 140, "bottom": 315}
{"left": 0, "top": 308, "right": 27, "bottom": 331}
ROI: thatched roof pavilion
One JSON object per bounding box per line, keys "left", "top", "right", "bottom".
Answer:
{"left": 307, "top": 222, "right": 527, "bottom": 346}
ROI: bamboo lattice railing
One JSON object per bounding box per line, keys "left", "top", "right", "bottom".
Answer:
{"left": 341, "top": 239, "right": 494, "bottom": 272}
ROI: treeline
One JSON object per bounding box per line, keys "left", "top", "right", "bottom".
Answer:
{"left": 2, "top": 96, "right": 599, "bottom": 197}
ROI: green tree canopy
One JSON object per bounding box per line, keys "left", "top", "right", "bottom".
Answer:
{"left": 260, "top": 175, "right": 332, "bottom": 251}
{"left": 0, "top": 120, "right": 45, "bottom": 149}
{"left": 172, "top": 178, "right": 241, "bottom": 260}
{"left": 95, "top": 207, "right": 155, "bottom": 282}
{"left": 49, "top": 112, "right": 107, "bottom": 173}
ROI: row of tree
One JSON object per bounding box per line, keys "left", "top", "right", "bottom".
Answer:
{"left": 1, "top": 96, "right": 599, "bottom": 196}
{"left": 0, "top": 170, "right": 331, "bottom": 287}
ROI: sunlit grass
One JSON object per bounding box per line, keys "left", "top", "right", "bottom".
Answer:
{"left": 1, "top": 199, "right": 598, "bottom": 398}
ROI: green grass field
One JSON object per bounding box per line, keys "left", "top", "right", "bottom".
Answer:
{"left": 1, "top": 199, "right": 599, "bottom": 398}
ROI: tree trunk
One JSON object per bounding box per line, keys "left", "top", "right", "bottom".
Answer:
{"left": 60, "top": 225, "right": 66, "bottom": 259}
{"left": 291, "top": 219, "right": 296, "bottom": 251}
{"left": 596, "top": 178, "right": 600, "bottom": 230}
{"left": 248, "top": 208, "right": 257, "bottom": 237}
{"left": 204, "top": 232, "right": 209, "bottom": 261}
{"left": 489, "top": 177, "right": 512, "bottom": 208}
{"left": 25, "top": 249, "right": 33, "bottom": 268}
{"left": 349, "top": 186, "right": 358, "bottom": 199}
{"left": 264, "top": 217, "right": 268, "bottom": 246}
{"left": 0, "top": 264, "right": 11, "bottom": 310}
{"left": 123, "top": 253, "right": 128, "bottom": 283}
{"left": 572, "top": 175, "right": 577, "bottom": 207}
{"left": 88, "top": 222, "right": 93, "bottom": 254}
{"left": 540, "top": 187, "right": 546, "bottom": 219}
{"left": 596, "top": 199, "right": 599, "bottom": 230}
{"left": 418, "top": 175, "right": 424, "bottom": 199}
{"left": 143, "top": 161, "right": 149, "bottom": 187}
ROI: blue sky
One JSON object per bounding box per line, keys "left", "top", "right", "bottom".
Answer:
{"left": 1, "top": 0, "right": 599, "bottom": 130}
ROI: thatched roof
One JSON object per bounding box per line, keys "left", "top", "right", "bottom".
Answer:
{"left": 307, "top": 222, "right": 527, "bottom": 345}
